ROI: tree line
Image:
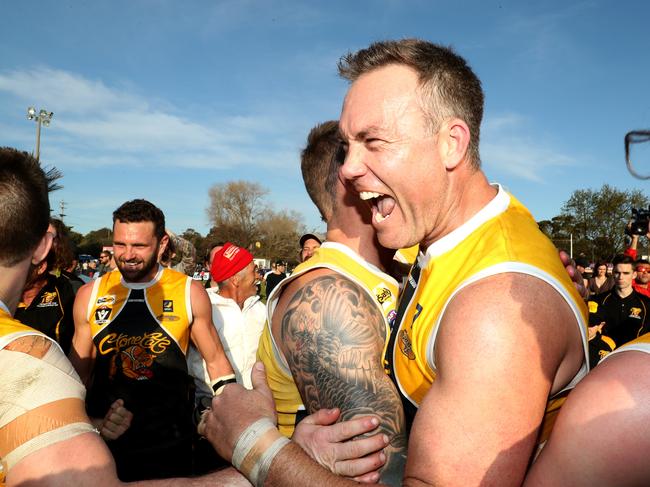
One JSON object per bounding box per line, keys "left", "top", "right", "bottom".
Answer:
{"left": 66, "top": 180, "right": 648, "bottom": 265}
{"left": 68, "top": 180, "right": 311, "bottom": 265}
{"left": 538, "top": 184, "right": 649, "bottom": 261}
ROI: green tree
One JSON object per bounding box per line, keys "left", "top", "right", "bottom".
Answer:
{"left": 551, "top": 184, "right": 649, "bottom": 261}
{"left": 78, "top": 227, "right": 113, "bottom": 257}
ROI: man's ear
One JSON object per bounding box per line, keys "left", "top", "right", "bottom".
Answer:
{"left": 157, "top": 234, "right": 170, "bottom": 260}
{"left": 32, "top": 232, "right": 53, "bottom": 265}
{"left": 438, "top": 118, "right": 471, "bottom": 171}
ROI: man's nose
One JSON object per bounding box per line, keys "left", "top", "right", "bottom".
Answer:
{"left": 340, "top": 144, "right": 367, "bottom": 182}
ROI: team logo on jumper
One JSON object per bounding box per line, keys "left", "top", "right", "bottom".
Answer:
{"left": 630, "top": 307, "right": 642, "bottom": 319}
{"left": 109, "top": 345, "right": 155, "bottom": 381}
{"left": 157, "top": 314, "right": 180, "bottom": 322}
{"left": 399, "top": 330, "right": 416, "bottom": 360}
{"left": 94, "top": 306, "right": 112, "bottom": 324}
{"left": 97, "top": 295, "right": 116, "bottom": 306}
{"left": 163, "top": 300, "right": 174, "bottom": 312}
{"left": 37, "top": 291, "right": 58, "bottom": 307}
{"left": 375, "top": 286, "right": 392, "bottom": 304}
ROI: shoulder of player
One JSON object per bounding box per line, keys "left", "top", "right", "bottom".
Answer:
{"left": 442, "top": 272, "right": 578, "bottom": 340}
{"left": 74, "top": 280, "right": 95, "bottom": 305}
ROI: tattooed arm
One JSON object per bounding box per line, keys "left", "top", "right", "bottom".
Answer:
{"left": 274, "top": 269, "right": 407, "bottom": 485}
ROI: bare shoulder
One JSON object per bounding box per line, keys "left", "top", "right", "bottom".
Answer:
{"left": 525, "top": 351, "right": 650, "bottom": 487}
{"left": 438, "top": 272, "right": 584, "bottom": 392}
{"left": 74, "top": 280, "right": 94, "bottom": 306}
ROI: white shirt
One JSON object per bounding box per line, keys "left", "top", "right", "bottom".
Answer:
{"left": 187, "top": 289, "right": 266, "bottom": 397}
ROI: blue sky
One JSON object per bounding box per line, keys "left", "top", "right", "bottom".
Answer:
{"left": 1, "top": 1, "right": 649, "bottom": 238}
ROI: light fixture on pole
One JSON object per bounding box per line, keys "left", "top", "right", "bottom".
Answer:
{"left": 27, "top": 106, "right": 54, "bottom": 161}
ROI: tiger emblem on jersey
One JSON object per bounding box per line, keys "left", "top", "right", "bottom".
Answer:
{"left": 110, "top": 345, "right": 155, "bottom": 380}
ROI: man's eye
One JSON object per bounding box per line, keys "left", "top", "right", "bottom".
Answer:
{"left": 366, "top": 138, "right": 385, "bottom": 147}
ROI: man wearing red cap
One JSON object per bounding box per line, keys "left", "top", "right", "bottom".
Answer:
{"left": 188, "top": 242, "right": 265, "bottom": 398}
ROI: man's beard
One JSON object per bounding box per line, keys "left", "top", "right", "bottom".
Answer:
{"left": 117, "top": 251, "right": 159, "bottom": 282}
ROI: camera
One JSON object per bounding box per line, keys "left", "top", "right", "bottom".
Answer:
{"left": 628, "top": 207, "right": 650, "bottom": 236}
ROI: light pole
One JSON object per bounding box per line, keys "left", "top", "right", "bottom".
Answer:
{"left": 27, "top": 106, "right": 54, "bottom": 161}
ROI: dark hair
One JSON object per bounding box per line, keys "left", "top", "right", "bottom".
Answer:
{"left": 338, "top": 39, "right": 484, "bottom": 167}
{"left": 636, "top": 258, "right": 650, "bottom": 267}
{"left": 612, "top": 254, "right": 635, "bottom": 267}
{"left": 595, "top": 261, "right": 609, "bottom": 271}
{"left": 301, "top": 121, "right": 345, "bottom": 221}
{"left": 0, "top": 148, "right": 60, "bottom": 266}
{"left": 48, "top": 217, "right": 76, "bottom": 271}
{"left": 112, "top": 199, "right": 166, "bottom": 241}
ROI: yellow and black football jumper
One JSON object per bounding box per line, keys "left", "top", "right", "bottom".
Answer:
{"left": 386, "top": 185, "right": 589, "bottom": 449}
{"left": 15, "top": 274, "right": 76, "bottom": 355}
{"left": 85, "top": 267, "right": 194, "bottom": 481}
{"left": 257, "top": 242, "right": 399, "bottom": 438}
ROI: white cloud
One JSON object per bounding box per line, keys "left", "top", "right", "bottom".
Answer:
{"left": 0, "top": 66, "right": 304, "bottom": 170}
{"left": 482, "top": 112, "right": 577, "bottom": 183}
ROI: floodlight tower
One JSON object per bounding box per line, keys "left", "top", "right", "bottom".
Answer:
{"left": 27, "top": 106, "right": 54, "bottom": 161}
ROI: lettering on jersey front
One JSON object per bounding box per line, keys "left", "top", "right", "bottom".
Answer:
{"left": 399, "top": 330, "right": 416, "bottom": 360}
{"left": 96, "top": 295, "right": 116, "bottom": 306}
{"left": 94, "top": 306, "right": 112, "bottom": 324}
{"left": 37, "top": 291, "right": 59, "bottom": 307}
{"left": 163, "top": 300, "right": 174, "bottom": 312}
{"left": 630, "top": 307, "right": 642, "bottom": 319}
{"left": 98, "top": 331, "right": 172, "bottom": 356}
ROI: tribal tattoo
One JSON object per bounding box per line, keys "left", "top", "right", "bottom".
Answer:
{"left": 281, "top": 274, "right": 407, "bottom": 485}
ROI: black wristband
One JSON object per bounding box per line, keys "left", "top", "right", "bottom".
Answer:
{"left": 212, "top": 377, "right": 237, "bottom": 394}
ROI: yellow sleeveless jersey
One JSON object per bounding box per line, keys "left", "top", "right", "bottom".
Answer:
{"left": 86, "top": 267, "right": 192, "bottom": 355}
{"left": 387, "top": 185, "right": 589, "bottom": 446}
{"left": 257, "top": 241, "right": 399, "bottom": 437}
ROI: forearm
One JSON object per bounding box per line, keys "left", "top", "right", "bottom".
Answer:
{"left": 265, "top": 442, "right": 379, "bottom": 487}
{"left": 132, "top": 467, "right": 252, "bottom": 486}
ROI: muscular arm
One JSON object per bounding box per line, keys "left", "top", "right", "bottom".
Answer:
{"left": 524, "top": 349, "right": 650, "bottom": 487}
{"left": 69, "top": 281, "right": 96, "bottom": 387}
{"left": 189, "top": 280, "right": 233, "bottom": 381}
{"left": 402, "top": 273, "right": 584, "bottom": 487}
{"left": 277, "top": 271, "right": 406, "bottom": 485}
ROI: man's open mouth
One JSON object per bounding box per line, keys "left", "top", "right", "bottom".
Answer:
{"left": 360, "top": 191, "right": 396, "bottom": 224}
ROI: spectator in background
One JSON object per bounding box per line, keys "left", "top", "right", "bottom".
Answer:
{"left": 14, "top": 220, "right": 76, "bottom": 354}
{"left": 188, "top": 242, "right": 265, "bottom": 393}
{"left": 588, "top": 254, "right": 650, "bottom": 367}
{"left": 633, "top": 258, "right": 650, "bottom": 297}
{"left": 97, "top": 250, "right": 115, "bottom": 277}
{"left": 587, "top": 261, "right": 614, "bottom": 295}
{"left": 298, "top": 233, "right": 322, "bottom": 262}
{"left": 167, "top": 229, "right": 197, "bottom": 275}
{"left": 265, "top": 259, "right": 286, "bottom": 297}
{"left": 574, "top": 256, "right": 590, "bottom": 291}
